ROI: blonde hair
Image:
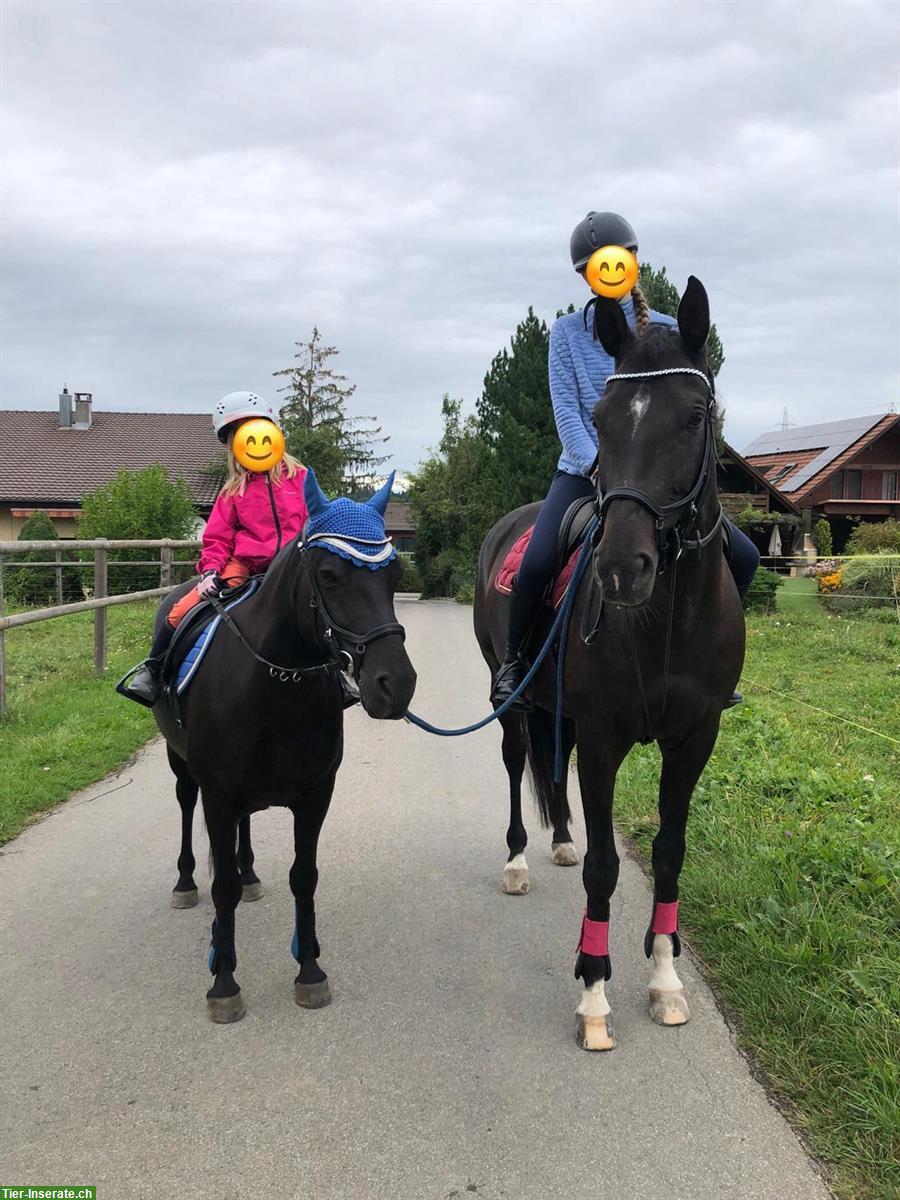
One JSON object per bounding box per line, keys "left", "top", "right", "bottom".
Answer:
{"left": 630, "top": 283, "right": 651, "bottom": 334}
{"left": 220, "top": 435, "right": 303, "bottom": 498}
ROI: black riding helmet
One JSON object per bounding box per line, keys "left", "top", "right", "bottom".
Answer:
{"left": 570, "top": 212, "right": 638, "bottom": 272}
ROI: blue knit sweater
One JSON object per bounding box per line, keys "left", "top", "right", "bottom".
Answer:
{"left": 550, "top": 295, "right": 677, "bottom": 476}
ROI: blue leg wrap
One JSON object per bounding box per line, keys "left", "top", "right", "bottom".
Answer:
{"left": 291, "top": 901, "right": 320, "bottom": 963}
{"left": 208, "top": 917, "right": 237, "bottom": 975}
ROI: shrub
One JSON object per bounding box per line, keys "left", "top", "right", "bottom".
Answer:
{"left": 823, "top": 552, "right": 899, "bottom": 615}
{"left": 4, "top": 512, "right": 81, "bottom": 607}
{"left": 812, "top": 518, "right": 832, "bottom": 557}
{"left": 743, "top": 566, "right": 784, "bottom": 613}
{"left": 396, "top": 558, "right": 423, "bottom": 595}
{"left": 77, "top": 466, "right": 198, "bottom": 595}
{"left": 846, "top": 518, "right": 900, "bottom": 556}
{"left": 817, "top": 571, "right": 843, "bottom": 594}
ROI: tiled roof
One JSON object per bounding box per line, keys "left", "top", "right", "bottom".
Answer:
{"left": 718, "top": 443, "right": 800, "bottom": 514}
{"left": 0, "top": 409, "right": 223, "bottom": 508}
{"left": 384, "top": 500, "right": 415, "bottom": 531}
{"left": 742, "top": 414, "right": 893, "bottom": 493}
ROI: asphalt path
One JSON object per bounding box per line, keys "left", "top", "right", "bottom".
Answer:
{"left": 0, "top": 599, "right": 830, "bottom": 1200}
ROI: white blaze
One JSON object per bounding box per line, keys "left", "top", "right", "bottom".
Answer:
{"left": 629, "top": 388, "right": 650, "bottom": 435}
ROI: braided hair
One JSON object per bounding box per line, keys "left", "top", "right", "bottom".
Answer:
{"left": 630, "top": 283, "right": 650, "bottom": 334}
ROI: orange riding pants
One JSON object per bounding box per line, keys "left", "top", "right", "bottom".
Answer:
{"left": 167, "top": 558, "right": 250, "bottom": 629}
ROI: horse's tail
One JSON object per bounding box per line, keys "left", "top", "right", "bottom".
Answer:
{"left": 524, "top": 707, "right": 572, "bottom": 830}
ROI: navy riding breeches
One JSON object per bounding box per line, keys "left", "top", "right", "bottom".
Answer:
{"left": 516, "top": 470, "right": 760, "bottom": 603}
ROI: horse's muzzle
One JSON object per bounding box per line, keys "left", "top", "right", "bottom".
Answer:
{"left": 593, "top": 550, "right": 656, "bottom": 608}
{"left": 358, "top": 636, "right": 417, "bottom": 720}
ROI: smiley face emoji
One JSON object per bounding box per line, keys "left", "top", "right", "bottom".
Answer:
{"left": 232, "top": 418, "right": 285, "bottom": 473}
{"left": 585, "top": 245, "right": 639, "bottom": 299}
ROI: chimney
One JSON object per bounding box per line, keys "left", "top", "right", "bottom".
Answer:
{"left": 73, "top": 392, "right": 93, "bottom": 430}
{"left": 59, "top": 386, "right": 73, "bottom": 428}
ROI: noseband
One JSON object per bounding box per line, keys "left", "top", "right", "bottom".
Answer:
{"left": 594, "top": 366, "right": 724, "bottom": 570}
{"left": 300, "top": 538, "right": 405, "bottom": 678}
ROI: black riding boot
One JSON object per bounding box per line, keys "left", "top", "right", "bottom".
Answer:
{"left": 116, "top": 620, "right": 174, "bottom": 707}
{"left": 490, "top": 586, "right": 542, "bottom": 711}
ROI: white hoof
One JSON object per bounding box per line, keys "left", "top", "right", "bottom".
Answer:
{"left": 502, "top": 853, "right": 529, "bottom": 895}
{"left": 576, "top": 980, "right": 616, "bottom": 1050}
{"left": 550, "top": 841, "right": 579, "bottom": 866}
{"left": 649, "top": 988, "right": 690, "bottom": 1026}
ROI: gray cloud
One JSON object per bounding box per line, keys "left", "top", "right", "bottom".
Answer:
{"left": 2, "top": 0, "right": 898, "bottom": 470}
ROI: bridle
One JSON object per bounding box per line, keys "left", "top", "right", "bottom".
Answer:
{"left": 593, "top": 366, "right": 724, "bottom": 571}
{"left": 301, "top": 536, "right": 405, "bottom": 679}
{"left": 209, "top": 534, "right": 405, "bottom": 685}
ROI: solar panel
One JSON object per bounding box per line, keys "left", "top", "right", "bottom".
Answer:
{"left": 742, "top": 414, "right": 889, "bottom": 492}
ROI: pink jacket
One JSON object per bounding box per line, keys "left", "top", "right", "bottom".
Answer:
{"left": 199, "top": 468, "right": 309, "bottom": 576}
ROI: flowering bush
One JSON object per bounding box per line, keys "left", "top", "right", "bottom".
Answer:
{"left": 817, "top": 571, "right": 843, "bottom": 594}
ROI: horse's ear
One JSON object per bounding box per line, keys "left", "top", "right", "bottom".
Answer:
{"left": 677, "top": 276, "right": 710, "bottom": 353}
{"left": 593, "top": 297, "right": 633, "bottom": 359}
{"left": 367, "top": 470, "right": 395, "bottom": 516}
{"left": 304, "top": 466, "right": 331, "bottom": 518}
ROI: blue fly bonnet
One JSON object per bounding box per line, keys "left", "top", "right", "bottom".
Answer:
{"left": 302, "top": 468, "right": 397, "bottom": 570}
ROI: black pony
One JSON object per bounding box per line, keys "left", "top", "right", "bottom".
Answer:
{"left": 153, "top": 470, "right": 416, "bottom": 1022}
{"left": 475, "top": 279, "right": 744, "bottom": 1050}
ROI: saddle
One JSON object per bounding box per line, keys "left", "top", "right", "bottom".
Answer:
{"left": 160, "top": 577, "right": 260, "bottom": 697}
{"left": 495, "top": 496, "right": 596, "bottom": 610}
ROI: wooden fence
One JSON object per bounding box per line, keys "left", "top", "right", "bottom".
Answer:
{"left": 0, "top": 539, "right": 201, "bottom": 715}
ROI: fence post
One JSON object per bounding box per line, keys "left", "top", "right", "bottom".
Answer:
{"left": 160, "top": 541, "right": 173, "bottom": 588}
{"left": 94, "top": 542, "right": 108, "bottom": 674}
{"left": 55, "top": 549, "right": 63, "bottom": 605}
{"left": 0, "top": 552, "right": 6, "bottom": 716}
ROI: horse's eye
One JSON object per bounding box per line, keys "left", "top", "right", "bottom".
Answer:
{"left": 688, "top": 412, "right": 704, "bottom": 430}
{"left": 320, "top": 568, "right": 339, "bottom": 586}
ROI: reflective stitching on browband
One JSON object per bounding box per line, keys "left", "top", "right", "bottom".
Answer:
{"left": 307, "top": 536, "right": 395, "bottom": 563}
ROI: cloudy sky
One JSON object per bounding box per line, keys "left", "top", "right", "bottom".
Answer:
{"left": 2, "top": 0, "right": 898, "bottom": 471}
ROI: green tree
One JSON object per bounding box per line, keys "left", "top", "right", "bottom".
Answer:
{"left": 409, "top": 397, "right": 499, "bottom": 598}
{"left": 5, "top": 511, "right": 79, "bottom": 607}
{"left": 78, "top": 465, "right": 197, "bottom": 595}
{"left": 476, "top": 307, "right": 559, "bottom": 513}
{"left": 273, "top": 327, "right": 389, "bottom": 494}
{"left": 813, "top": 518, "right": 833, "bottom": 557}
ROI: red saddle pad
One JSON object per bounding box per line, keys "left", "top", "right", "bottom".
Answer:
{"left": 494, "top": 526, "right": 581, "bottom": 610}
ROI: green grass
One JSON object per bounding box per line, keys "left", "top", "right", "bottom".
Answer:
{"left": 615, "top": 606, "right": 900, "bottom": 1200}
{"left": 0, "top": 603, "right": 156, "bottom": 843}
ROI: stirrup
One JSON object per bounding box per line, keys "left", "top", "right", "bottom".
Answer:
{"left": 115, "top": 660, "right": 160, "bottom": 709}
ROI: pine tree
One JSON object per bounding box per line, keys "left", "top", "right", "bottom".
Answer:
{"left": 273, "top": 327, "right": 389, "bottom": 495}
{"left": 475, "top": 308, "right": 559, "bottom": 513}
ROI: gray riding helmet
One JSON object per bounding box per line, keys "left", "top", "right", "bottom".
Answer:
{"left": 570, "top": 212, "right": 639, "bottom": 272}
{"left": 213, "top": 390, "right": 277, "bottom": 443}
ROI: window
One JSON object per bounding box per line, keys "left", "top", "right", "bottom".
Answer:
{"left": 844, "top": 470, "right": 862, "bottom": 500}
{"left": 884, "top": 471, "right": 898, "bottom": 501}
{"left": 768, "top": 462, "right": 797, "bottom": 486}
{"left": 830, "top": 472, "right": 844, "bottom": 499}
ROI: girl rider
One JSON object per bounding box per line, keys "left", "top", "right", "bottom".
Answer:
{"left": 490, "top": 211, "right": 759, "bottom": 710}
{"left": 120, "top": 391, "right": 307, "bottom": 706}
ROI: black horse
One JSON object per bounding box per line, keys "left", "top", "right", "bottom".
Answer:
{"left": 153, "top": 471, "right": 416, "bottom": 1022}
{"left": 474, "top": 278, "right": 743, "bottom": 1050}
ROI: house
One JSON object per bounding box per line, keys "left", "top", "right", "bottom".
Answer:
{"left": 0, "top": 390, "right": 225, "bottom": 539}
{"left": 384, "top": 500, "right": 416, "bottom": 554}
{"left": 743, "top": 413, "right": 900, "bottom": 550}
{"left": 717, "top": 442, "right": 801, "bottom": 559}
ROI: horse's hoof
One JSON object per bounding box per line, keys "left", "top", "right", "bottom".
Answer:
{"left": 241, "top": 882, "right": 265, "bottom": 902}
{"left": 550, "top": 841, "right": 579, "bottom": 866}
{"left": 170, "top": 887, "right": 199, "bottom": 909}
{"left": 294, "top": 978, "right": 332, "bottom": 1009}
{"left": 649, "top": 988, "right": 690, "bottom": 1026}
{"left": 206, "top": 991, "right": 246, "bottom": 1024}
{"left": 502, "top": 854, "right": 529, "bottom": 895}
{"left": 575, "top": 1012, "right": 617, "bottom": 1052}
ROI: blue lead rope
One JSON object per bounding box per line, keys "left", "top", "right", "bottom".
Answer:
{"left": 403, "top": 520, "right": 598, "bottom": 783}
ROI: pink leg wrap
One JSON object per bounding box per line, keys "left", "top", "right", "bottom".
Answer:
{"left": 578, "top": 911, "right": 609, "bottom": 957}
{"left": 652, "top": 900, "right": 679, "bottom": 935}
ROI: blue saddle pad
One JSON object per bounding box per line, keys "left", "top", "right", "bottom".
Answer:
{"left": 175, "top": 580, "right": 259, "bottom": 696}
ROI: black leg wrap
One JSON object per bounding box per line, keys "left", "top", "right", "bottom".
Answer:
{"left": 208, "top": 916, "right": 237, "bottom": 974}
{"left": 575, "top": 950, "right": 612, "bottom": 984}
